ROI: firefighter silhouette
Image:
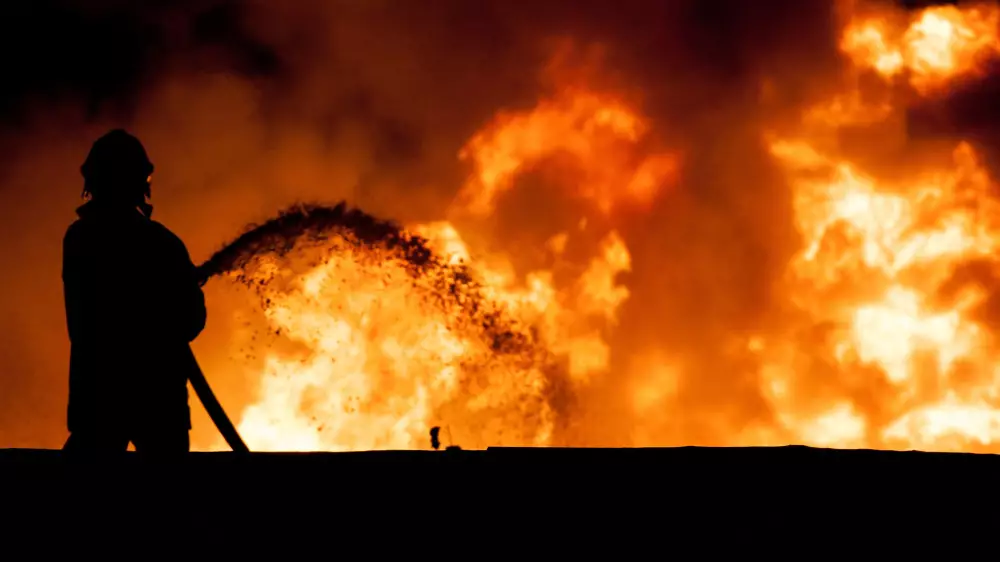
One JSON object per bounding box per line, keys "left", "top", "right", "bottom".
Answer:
{"left": 62, "top": 129, "right": 206, "bottom": 454}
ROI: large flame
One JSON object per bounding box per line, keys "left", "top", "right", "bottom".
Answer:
{"left": 213, "top": 1, "right": 1000, "bottom": 453}
{"left": 750, "top": 1, "right": 1000, "bottom": 452}
{"left": 223, "top": 73, "right": 677, "bottom": 451}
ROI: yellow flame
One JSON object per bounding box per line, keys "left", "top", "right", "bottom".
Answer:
{"left": 761, "top": 40, "right": 1000, "bottom": 450}
{"left": 228, "top": 77, "right": 655, "bottom": 451}
{"left": 216, "top": 3, "right": 1000, "bottom": 454}
{"left": 841, "top": 3, "right": 1000, "bottom": 93}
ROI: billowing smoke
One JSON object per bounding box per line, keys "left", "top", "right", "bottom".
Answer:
{"left": 2, "top": 0, "right": 995, "bottom": 451}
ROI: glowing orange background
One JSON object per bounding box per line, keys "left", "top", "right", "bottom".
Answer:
{"left": 2, "top": 0, "right": 1000, "bottom": 453}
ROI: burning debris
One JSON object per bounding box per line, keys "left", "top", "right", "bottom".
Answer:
{"left": 197, "top": 201, "right": 562, "bottom": 451}
{"left": 197, "top": 202, "right": 546, "bottom": 362}
{"left": 187, "top": 47, "right": 669, "bottom": 453}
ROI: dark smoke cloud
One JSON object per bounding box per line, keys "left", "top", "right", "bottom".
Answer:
{"left": 3, "top": 0, "right": 987, "bottom": 449}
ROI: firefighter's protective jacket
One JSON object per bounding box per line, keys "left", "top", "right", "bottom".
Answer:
{"left": 63, "top": 200, "right": 206, "bottom": 434}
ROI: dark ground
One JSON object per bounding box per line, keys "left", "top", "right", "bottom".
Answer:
{"left": 3, "top": 445, "right": 997, "bottom": 539}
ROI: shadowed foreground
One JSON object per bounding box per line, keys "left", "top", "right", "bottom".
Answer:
{"left": 5, "top": 444, "right": 997, "bottom": 483}
{"left": 7, "top": 443, "right": 999, "bottom": 467}
{"left": 4, "top": 446, "right": 994, "bottom": 535}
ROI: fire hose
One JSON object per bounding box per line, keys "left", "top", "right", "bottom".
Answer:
{"left": 186, "top": 347, "right": 249, "bottom": 453}
{"left": 190, "top": 268, "right": 250, "bottom": 453}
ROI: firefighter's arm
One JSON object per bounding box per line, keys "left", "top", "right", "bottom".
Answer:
{"left": 175, "top": 243, "right": 207, "bottom": 343}
{"left": 156, "top": 225, "right": 207, "bottom": 342}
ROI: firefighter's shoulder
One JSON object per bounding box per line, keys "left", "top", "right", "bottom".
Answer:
{"left": 147, "top": 220, "right": 192, "bottom": 256}
{"left": 62, "top": 217, "right": 90, "bottom": 249}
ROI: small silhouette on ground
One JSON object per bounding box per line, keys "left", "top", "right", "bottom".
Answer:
{"left": 430, "top": 426, "right": 462, "bottom": 451}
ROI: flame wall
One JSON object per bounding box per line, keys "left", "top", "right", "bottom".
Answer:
{"left": 1, "top": 0, "right": 998, "bottom": 452}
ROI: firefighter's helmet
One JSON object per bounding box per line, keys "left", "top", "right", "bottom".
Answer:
{"left": 80, "top": 129, "right": 154, "bottom": 201}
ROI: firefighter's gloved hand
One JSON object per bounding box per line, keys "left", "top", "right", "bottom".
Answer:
{"left": 195, "top": 264, "right": 211, "bottom": 287}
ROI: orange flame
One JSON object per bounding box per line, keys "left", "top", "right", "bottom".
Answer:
{"left": 756, "top": 136, "right": 1000, "bottom": 450}
{"left": 841, "top": 3, "right": 1000, "bottom": 93}
{"left": 745, "top": 2, "right": 1000, "bottom": 451}
{"left": 225, "top": 58, "right": 665, "bottom": 451}
{"left": 213, "top": 3, "right": 1000, "bottom": 454}
{"left": 456, "top": 88, "right": 679, "bottom": 216}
